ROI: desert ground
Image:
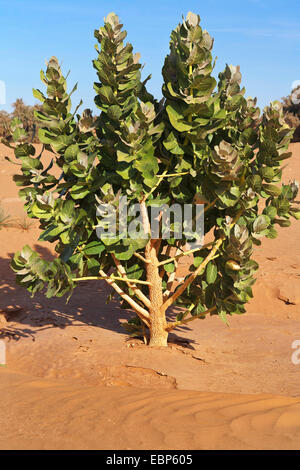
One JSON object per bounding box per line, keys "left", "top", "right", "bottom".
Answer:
{"left": 0, "top": 142, "right": 300, "bottom": 450}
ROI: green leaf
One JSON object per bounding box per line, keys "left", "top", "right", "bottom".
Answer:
{"left": 38, "top": 128, "right": 57, "bottom": 145}
{"left": 253, "top": 214, "right": 270, "bottom": 233}
{"left": 126, "top": 263, "right": 144, "bottom": 280}
{"left": 97, "top": 85, "right": 117, "bottom": 105}
{"left": 275, "top": 218, "right": 291, "bottom": 227}
{"left": 241, "top": 128, "right": 257, "bottom": 145}
{"left": 193, "top": 256, "right": 204, "bottom": 268}
{"left": 116, "top": 161, "right": 132, "bottom": 180}
{"left": 164, "top": 262, "right": 175, "bottom": 273}
{"left": 86, "top": 257, "right": 101, "bottom": 274}
{"left": 264, "top": 206, "right": 277, "bottom": 219}
{"left": 83, "top": 241, "right": 105, "bottom": 255}
{"left": 206, "top": 261, "right": 217, "bottom": 284}
{"left": 32, "top": 88, "right": 46, "bottom": 102}
{"left": 70, "top": 184, "right": 90, "bottom": 199}
{"left": 39, "top": 224, "right": 68, "bottom": 241}
{"left": 20, "top": 156, "right": 43, "bottom": 172}
{"left": 107, "top": 105, "right": 122, "bottom": 121}
{"left": 191, "top": 76, "right": 216, "bottom": 95}
{"left": 13, "top": 127, "right": 27, "bottom": 142}
{"left": 262, "top": 184, "right": 281, "bottom": 197}
{"left": 289, "top": 207, "right": 300, "bottom": 220}
{"left": 191, "top": 303, "right": 206, "bottom": 317}
{"left": 166, "top": 103, "right": 193, "bottom": 132}
{"left": 218, "top": 307, "right": 229, "bottom": 326}
{"left": 134, "top": 149, "right": 159, "bottom": 183}
{"left": 266, "top": 226, "right": 278, "bottom": 239}
{"left": 52, "top": 133, "right": 76, "bottom": 152}
{"left": 65, "top": 144, "right": 79, "bottom": 161}
{"left": 163, "top": 131, "right": 184, "bottom": 155}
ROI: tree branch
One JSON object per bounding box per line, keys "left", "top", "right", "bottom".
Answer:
{"left": 111, "top": 254, "right": 151, "bottom": 309}
{"left": 166, "top": 293, "right": 233, "bottom": 331}
{"left": 73, "top": 275, "right": 151, "bottom": 285}
{"left": 134, "top": 252, "right": 150, "bottom": 264}
{"left": 157, "top": 171, "right": 190, "bottom": 177}
{"left": 98, "top": 269, "right": 150, "bottom": 326}
{"left": 159, "top": 244, "right": 173, "bottom": 278}
{"left": 143, "top": 169, "right": 168, "bottom": 202}
{"left": 166, "top": 304, "right": 217, "bottom": 331}
{"left": 139, "top": 200, "right": 151, "bottom": 237}
{"left": 157, "top": 241, "right": 215, "bottom": 267}
{"left": 162, "top": 247, "right": 181, "bottom": 300}
{"left": 163, "top": 209, "right": 243, "bottom": 310}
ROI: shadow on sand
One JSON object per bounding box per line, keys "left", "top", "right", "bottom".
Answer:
{"left": 0, "top": 245, "right": 196, "bottom": 348}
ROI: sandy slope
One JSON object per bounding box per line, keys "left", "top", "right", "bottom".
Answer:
{"left": 0, "top": 143, "right": 300, "bottom": 450}
{"left": 2, "top": 369, "right": 300, "bottom": 450}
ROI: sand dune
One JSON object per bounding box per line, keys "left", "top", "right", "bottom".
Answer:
{"left": 1, "top": 369, "right": 300, "bottom": 450}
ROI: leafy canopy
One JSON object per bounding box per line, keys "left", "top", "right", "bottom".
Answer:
{"left": 5, "top": 12, "right": 298, "bottom": 336}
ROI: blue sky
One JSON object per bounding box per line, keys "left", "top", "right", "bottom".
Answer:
{"left": 1, "top": 0, "right": 300, "bottom": 113}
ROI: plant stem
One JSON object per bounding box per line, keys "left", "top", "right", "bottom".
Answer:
{"left": 98, "top": 269, "right": 150, "bottom": 326}
{"left": 163, "top": 208, "right": 244, "bottom": 310}
{"left": 73, "top": 275, "right": 151, "bottom": 285}
{"left": 157, "top": 241, "right": 215, "bottom": 267}
{"left": 112, "top": 254, "right": 151, "bottom": 309}
{"left": 140, "top": 200, "right": 168, "bottom": 346}
{"left": 143, "top": 169, "right": 168, "bottom": 201}
{"left": 133, "top": 252, "right": 150, "bottom": 264}
{"left": 166, "top": 304, "right": 217, "bottom": 331}
{"left": 156, "top": 171, "right": 190, "bottom": 178}
{"left": 145, "top": 239, "right": 168, "bottom": 346}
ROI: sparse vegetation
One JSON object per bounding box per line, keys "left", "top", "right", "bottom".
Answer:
{"left": 0, "top": 204, "right": 14, "bottom": 229}
{"left": 283, "top": 85, "right": 300, "bottom": 142}
{"left": 14, "top": 216, "right": 34, "bottom": 231}
{"left": 0, "top": 98, "right": 41, "bottom": 143}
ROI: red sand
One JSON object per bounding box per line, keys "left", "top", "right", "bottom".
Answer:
{"left": 0, "top": 143, "right": 300, "bottom": 450}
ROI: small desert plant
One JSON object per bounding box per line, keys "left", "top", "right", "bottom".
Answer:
{"left": 0, "top": 204, "right": 14, "bottom": 229}
{"left": 5, "top": 12, "right": 299, "bottom": 346}
{"left": 14, "top": 216, "right": 34, "bottom": 231}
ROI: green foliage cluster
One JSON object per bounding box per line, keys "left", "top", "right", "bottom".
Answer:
{"left": 4, "top": 12, "right": 299, "bottom": 343}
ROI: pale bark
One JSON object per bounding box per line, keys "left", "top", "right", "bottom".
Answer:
{"left": 145, "top": 239, "right": 168, "bottom": 347}
{"left": 111, "top": 254, "right": 151, "bottom": 309}
{"left": 99, "top": 269, "right": 150, "bottom": 327}
{"left": 140, "top": 200, "right": 168, "bottom": 347}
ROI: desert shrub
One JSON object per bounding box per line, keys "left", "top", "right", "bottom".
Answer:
{"left": 5, "top": 12, "right": 299, "bottom": 346}
{"left": 283, "top": 86, "right": 300, "bottom": 142}
{"left": 0, "top": 99, "right": 42, "bottom": 143}
{"left": 0, "top": 110, "right": 11, "bottom": 137}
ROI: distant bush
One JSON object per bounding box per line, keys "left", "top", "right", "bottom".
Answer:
{"left": 283, "top": 86, "right": 300, "bottom": 142}
{"left": 0, "top": 110, "right": 11, "bottom": 137}
{"left": 0, "top": 98, "right": 42, "bottom": 143}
